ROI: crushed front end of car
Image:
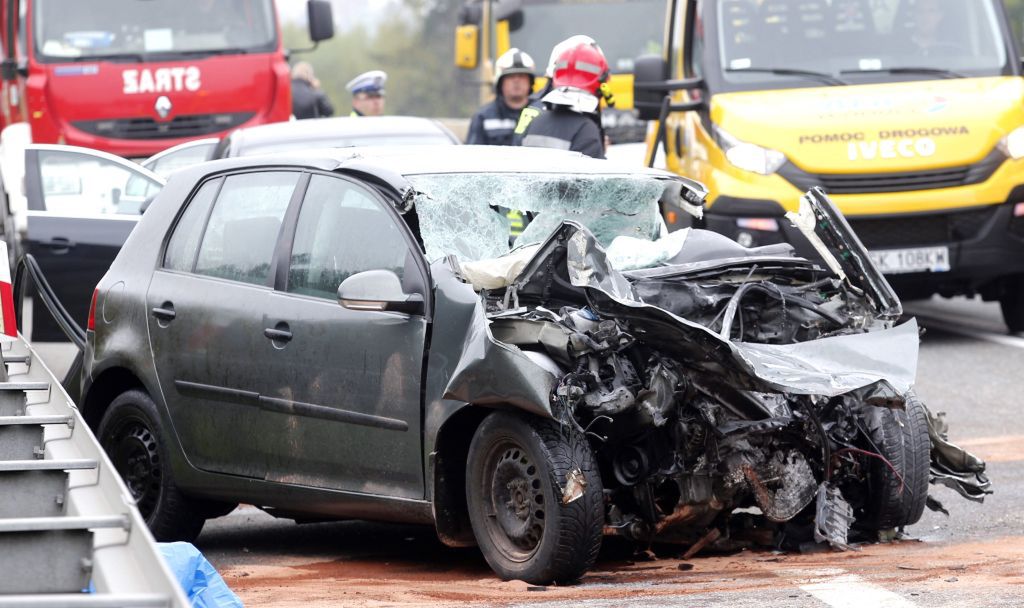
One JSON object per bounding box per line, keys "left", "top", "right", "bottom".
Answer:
{"left": 409, "top": 168, "right": 989, "bottom": 574}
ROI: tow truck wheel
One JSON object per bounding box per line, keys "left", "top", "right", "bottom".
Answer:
{"left": 466, "top": 411, "right": 604, "bottom": 584}
{"left": 999, "top": 275, "right": 1024, "bottom": 333}
{"left": 860, "top": 393, "right": 931, "bottom": 531}
{"left": 98, "top": 389, "right": 207, "bottom": 542}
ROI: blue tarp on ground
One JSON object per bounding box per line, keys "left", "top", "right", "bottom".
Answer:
{"left": 158, "top": 542, "right": 244, "bottom": 608}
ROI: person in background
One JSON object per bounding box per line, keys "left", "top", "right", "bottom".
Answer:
{"left": 346, "top": 70, "right": 387, "bottom": 117}
{"left": 291, "top": 61, "right": 334, "bottom": 120}
{"left": 905, "top": 0, "right": 956, "bottom": 56}
{"left": 515, "top": 35, "right": 600, "bottom": 142}
{"left": 466, "top": 48, "right": 536, "bottom": 146}
{"left": 516, "top": 40, "right": 610, "bottom": 159}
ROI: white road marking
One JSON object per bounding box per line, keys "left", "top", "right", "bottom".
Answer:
{"left": 780, "top": 567, "right": 917, "bottom": 608}
{"left": 911, "top": 311, "right": 1024, "bottom": 350}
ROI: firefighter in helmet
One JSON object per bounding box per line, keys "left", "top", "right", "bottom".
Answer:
{"left": 516, "top": 40, "right": 609, "bottom": 159}
{"left": 466, "top": 48, "right": 537, "bottom": 146}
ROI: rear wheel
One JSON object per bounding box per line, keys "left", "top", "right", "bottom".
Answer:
{"left": 860, "top": 393, "right": 931, "bottom": 531}
{"left": 98, "top": 389, "right": 208, "bottom": 541}
{"left": 466, "top": 411, "right": 604, "bottom": 584}
{"left": 1000, "top": 275, "right": 1024, "bottom": 333}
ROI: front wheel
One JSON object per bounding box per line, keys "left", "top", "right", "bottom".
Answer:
{"left": 859, "top": 393, "right": 931, "bottom": 531}
{"left": 999, "top": 275, "right": 1024, "bottom": 333}
{"left": 466, "top": 411, "right": 604, "bottom": 584}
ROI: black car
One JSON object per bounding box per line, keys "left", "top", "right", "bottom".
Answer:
{"left": 19, "top": 117, "right": 456, "bottom": 341}
{"left": 19, "top": 145, "right": 164, "bottom": 340}
{"left": 81, "top": 146, "right": 987, "bottom": 584}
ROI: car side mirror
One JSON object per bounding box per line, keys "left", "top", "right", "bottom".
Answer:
{"left": 338, "top": 270, "right": 424, "bottom": 315}
{"left": 307, "top": 0, "right": 335, "bottom": 43}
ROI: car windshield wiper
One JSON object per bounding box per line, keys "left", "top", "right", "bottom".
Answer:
{"left": 725, "top": 67, "right": 849, "bottom": 86}
{"left": 840, "top": 67, "right": 966, "bottom": 79}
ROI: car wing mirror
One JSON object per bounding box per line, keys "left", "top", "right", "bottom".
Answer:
{"left": 337, "top": 269, "right": 424, "bottom": 315}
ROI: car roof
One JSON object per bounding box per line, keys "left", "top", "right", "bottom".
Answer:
{"left": 166, "top": 145, "right": 686, "bottom": 203}
{"left": 271, "top": 145, "right": 674, "bottom": 177}
{"left": 226, "top": 116, "right": 458, "bottom": 154}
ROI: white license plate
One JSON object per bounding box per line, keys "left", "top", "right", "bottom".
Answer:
{"left": 868, "top": 246, "right": 951, "bottom": 274}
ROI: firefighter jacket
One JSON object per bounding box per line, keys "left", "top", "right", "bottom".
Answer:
{"left": 466, "top": 98, "right": 525, "bottom": 146}
{"left": 516, "top": 106, "right": 605, "bottom": 159}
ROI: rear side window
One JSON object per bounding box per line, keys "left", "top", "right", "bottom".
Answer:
{"left": 287, "top": 175, "right": 408, "bottom": 300}
{"left": 163, "top": 178, "right": 219, "bottom": 272}
{"left": 194, "top": 172, "right": 299, "bottom": 286}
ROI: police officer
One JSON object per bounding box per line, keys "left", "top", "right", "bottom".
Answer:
{"left": 291, "top": 62, "right": 334, "bottom": 120}
{"left": 516, "top": 40, "right": 609, "bottom": 159}
{"left": 466, "top": 48, "right": 536, "bottom": 146}
{"left": 346, "top": 70, "right": 387, "bottom": 117}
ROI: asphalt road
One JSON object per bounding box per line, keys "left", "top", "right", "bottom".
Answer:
{"left": 31, "top": 295, "right": 1024, "bottom": 607}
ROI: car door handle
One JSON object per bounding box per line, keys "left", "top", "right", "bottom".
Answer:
{"left": 41, "top": 237, "right": 76, "bottom": 253}
{"left": 151, "top": 306, "right": 176, "bottom": 321}
{"left": 264, "top": 327, "right": 292, "bottom": 342}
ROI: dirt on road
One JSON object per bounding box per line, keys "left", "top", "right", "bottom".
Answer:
{"left": 217, "top": 534, "right": 1024, "bottom": 607}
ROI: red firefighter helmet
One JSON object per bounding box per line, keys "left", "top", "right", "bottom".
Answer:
{"left": 551, "top": 41, "right": 609, "bottom": 95}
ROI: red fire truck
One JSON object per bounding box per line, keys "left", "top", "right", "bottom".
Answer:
{"left": 0, "top": 0, "right": 333, "bottom": 158}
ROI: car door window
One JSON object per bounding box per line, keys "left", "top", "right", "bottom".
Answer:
{"left": 288, "top": 174, "right": 408, "bottom": 300}
{"left": 195, "top": 171, "right": 298, "bottom": 286}
{"left": 145, "top": 140, "right": 218, "bottom": 178}
{"left": 35, "top": 149, "right": 163, "bottom": 215}
{"left": 163, "top": 178, "right": 220, "bottom": 272}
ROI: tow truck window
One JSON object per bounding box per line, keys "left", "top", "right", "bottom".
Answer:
{"left": 716, "top": 0, "right": 1008, "bottom": 88}
{"left": 194, "top": 172, "right": 298, "bottom": 287}
{"left": 33, "top": 0, "right": 276, "bottom": 61}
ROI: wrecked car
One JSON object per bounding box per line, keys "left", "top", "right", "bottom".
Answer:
{"left": 81, "top": 146, "right": 989, "bottom": 584}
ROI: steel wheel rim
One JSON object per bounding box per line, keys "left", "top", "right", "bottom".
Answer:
{"left": 104, "top": 414, "right": 161, "bottom": 517}
{"left": 481, "top": 438, "right": 546, "bottom": 563}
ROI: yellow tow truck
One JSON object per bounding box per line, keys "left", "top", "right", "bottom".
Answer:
{"left": 634, "top": 0, "right": 1024, "bottom": 332}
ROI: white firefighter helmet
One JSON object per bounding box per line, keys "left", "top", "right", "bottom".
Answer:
{"left": 493, "top": 47, "right": 536, "bottom": 91}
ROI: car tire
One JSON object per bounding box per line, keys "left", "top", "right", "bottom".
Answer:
{"left": 97, "top": 389, "right": 207, "bottom": 542}
{"left": 860, "top": 393, "right": 930, "bottom": 530}
{"left": 999, "top": 275, "right": 1024, "bottom": 333}
{"left": 466, "top": 410, "right": 604, "bottom": 584}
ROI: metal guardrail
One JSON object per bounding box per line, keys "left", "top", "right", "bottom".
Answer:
{"left": 1, "top": 251, "right": 188, "bottom": 607}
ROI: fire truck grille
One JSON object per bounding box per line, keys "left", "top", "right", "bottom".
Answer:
{"left": 73, "top": 112, "right": 254, "bottom": 140}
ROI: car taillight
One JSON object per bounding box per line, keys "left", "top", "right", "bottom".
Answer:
{"left": 87, "top": 288, "right": 98, "bottom": 331}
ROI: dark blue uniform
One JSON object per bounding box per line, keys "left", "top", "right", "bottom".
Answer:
{"left": 466, "top": 98, "right": 524, "bottom": 146}
{"left": 516, "top": 106, "right": 605, "bottom": 159}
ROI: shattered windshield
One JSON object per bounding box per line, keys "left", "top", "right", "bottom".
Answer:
{"left": 409, "top": 173, "right": 664, "bottom": 262}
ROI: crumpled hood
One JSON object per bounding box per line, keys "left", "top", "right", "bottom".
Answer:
{"left": 712, "top": 77, "right": 1024, "bottom": 173}
{"left": 442, "top": 221, "right": 919, "bottom": 412}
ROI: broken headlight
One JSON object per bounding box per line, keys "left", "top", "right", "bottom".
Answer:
{"left": 713, "top": 125, "right": 787, "bottom": 176}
